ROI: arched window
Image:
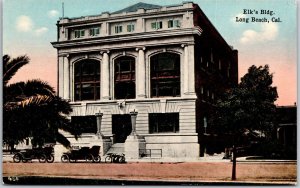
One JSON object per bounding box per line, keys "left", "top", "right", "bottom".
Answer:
{"left": 150, "top": 53, "right": 180, "bottom": 97}
{"left": 74, "top": 59, "right": 100, "bottom": 101}
{"left": 114, "top": 56, "right": 136, "bottom": 99}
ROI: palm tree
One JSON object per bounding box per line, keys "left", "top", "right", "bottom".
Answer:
{"left": 3, "top": 55, "right": 80, "bottom": 151}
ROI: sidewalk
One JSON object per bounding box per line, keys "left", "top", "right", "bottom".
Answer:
{"left": 3, "top": 152, "right": 296, "bottom": 163}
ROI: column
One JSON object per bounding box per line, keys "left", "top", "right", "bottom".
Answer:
{"left": 101, "top": 51, "right": 110, "bottom": 100}
{"left": 182, "top": 44, "right": 196, "bottom": 96}
{"left": 188, "top": 44, "right": 196, "bottom": 94}
{"left": 130, "top": 110, "right": 138, "bottom": 136}
{"left": 63, "top": 55, "right": 70, "bottom": 100}
{"left": 58, "top": 56, "right": 64, "bottom": 98}
{"left": 183, "top": 44, "right": 189, "bottom": 95}
{"left": 136, "top": 47, "right": 146, "bottom": 98}
{"left": 95, "top": 112, "right": 103, "bottom": 138}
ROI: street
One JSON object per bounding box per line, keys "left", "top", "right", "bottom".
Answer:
{"left": 3, "top": 161, "right": 296, "bottom": 185}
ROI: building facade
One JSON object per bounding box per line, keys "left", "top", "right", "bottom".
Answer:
{"left": 52, "top": 2, "right": 238, "bottom": 160}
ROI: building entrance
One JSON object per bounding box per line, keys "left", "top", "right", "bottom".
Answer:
{"left": 112, "top": 114, "right": 132, "bottom": 143}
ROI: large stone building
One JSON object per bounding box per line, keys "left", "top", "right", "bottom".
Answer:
{"left": 51, "top": 1, "right": 238, "bottom": 160}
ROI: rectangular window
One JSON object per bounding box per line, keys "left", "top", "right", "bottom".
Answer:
{"left": 71, "top": 116, "right": 97, "bottom": 133}
{"left": 151, "top": 21, "right": 162, "bottom": 30}
{"left": 115, "top": 25, "right": 123, "bottom": 33}
{"left": 75, "top": 29, "right": 85, "bottom": 38}
{"left": 151, "top": 22, "right": 156, "bottom": 29}
{"left": 127, "top": 24, "right": 135, "bottom": 32}
{"left": 89, "top": 27, "right": 100, "bottom": 36}
{"left": 168, "top": 20, "right": 173, "bottom": 28}
{"left": 149, "top": 113, "right": 179, "bottom": 133}
{"left": 168, "top": 20, "right": 180, "bottom": 28}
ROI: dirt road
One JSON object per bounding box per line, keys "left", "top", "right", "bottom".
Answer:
{"left": 3, "top": 162, "right": 296, "bottom": 184}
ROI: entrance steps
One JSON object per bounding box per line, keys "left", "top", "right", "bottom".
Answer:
{"left": 105, "top": 143, "right": 125, "bottom": 155}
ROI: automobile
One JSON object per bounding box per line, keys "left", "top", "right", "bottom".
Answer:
{"left": 61, "top": 145, "right": 101, "bottom": 163}
{"left": 13, "top": 146, "right": 54, "bottom": 163}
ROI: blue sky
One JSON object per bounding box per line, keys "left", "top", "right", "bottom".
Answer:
{"left": 3, "top": 0, "right": 297, "bottom": 105}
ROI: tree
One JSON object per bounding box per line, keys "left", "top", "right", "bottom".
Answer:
{"left": 212, "top": 65, "right": 278, "bottom": 140}
{"left": 3, "top": 55, "right": 80, "bottom": 150}
{"left": 210, "top": 65, "right": 278, "bottom": 180}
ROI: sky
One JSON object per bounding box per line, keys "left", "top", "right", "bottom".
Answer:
{"left": 3, "top": 0, "right": 297, "bottom": 106}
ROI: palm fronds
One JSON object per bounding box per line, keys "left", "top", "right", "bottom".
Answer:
{"left": 3, "top": 55, "right": 30, "bottom": 85}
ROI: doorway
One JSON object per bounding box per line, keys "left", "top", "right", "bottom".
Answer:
{"left": 112, "top": 114, "right": 132, "bottom": 143}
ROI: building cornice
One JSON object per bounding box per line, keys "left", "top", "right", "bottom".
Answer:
{"left": 58, "top": 5, "right": 193, "bottom": 27}
{"left": 69, "top": 96, "right": 197, "bottom": 106}
{"left": 52, "top": 27, "right": 202, "bottom": 49}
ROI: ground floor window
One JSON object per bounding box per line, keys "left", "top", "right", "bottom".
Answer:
{"left": 71, "top": 116, "right": 97, "bottom": 134}
{"left": 149, "top": 113, "right": 179, "bottom": 133}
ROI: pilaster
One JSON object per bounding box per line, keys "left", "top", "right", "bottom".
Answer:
{"left": 63, "top": 55, "right": 70, "bottom": 100}
{"left": 101, "top": 51, "right": 110, "bottom": 100}
{"left": 136, "top": 47, "right": 146, "bottom": 99}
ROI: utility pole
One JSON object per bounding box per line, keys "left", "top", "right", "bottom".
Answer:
{"left": 231, "top": 145, "right": 236, "bottom": 180}
{"left": 231, "top": 125, "right": 237, "bottom": 181}
{"left": 62, "top": 2, "right": 64, "bottom": 19}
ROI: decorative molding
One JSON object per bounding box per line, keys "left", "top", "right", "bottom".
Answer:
{"left": 52, "top": 28, "right": 198, "bottom": 48}
{"left": 100, "top": 50, "right": 110, "bottom": 55}
{"left": 136, "top": 47, "right": 146, "bottom": 51}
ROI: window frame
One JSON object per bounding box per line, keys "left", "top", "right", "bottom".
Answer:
{"left": 74, "top": 29, "right": 85, "bottom": 38}
{"left": 168, "top": 19, "right": 180, "bottom": 28}
{"left": 89, "top": 27, "right": 100, "bottom": 36}
{"left": 127, "top": 24, "right": 135, "bottom": 32}
{"left": 114, "top": 56, "right": 136, "bottom": 99}
{"left": 150, "top": 53, "right": 181, "bottom": 98}
{"left": 71, "top": 116, "right": 97, "bottom": 134}
{"left": 115, "top": 25, "right": 123, "bottom": 34}
{"left": 151, "top": 21, "right": 163, "bottom": 30}
{"left": 149, "top": 113, "right": 179, "bottom": 133}
{"left": 74, "top": 59, "right": 100, "bottom": 101}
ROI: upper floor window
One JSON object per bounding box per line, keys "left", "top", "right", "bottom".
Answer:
{"left": 150, "top": 52, "right": 180, "bottom": 97}
{"left": 114, "top": 56, "right": 136, "bottom": 99}
{"left": 115, "top": 25, "right": 123, "bottom": 33}
{"left": 75, "top": 29, "right": 85, "bottom": 38}
{"left": 151, "top": 21, "right": 163, "bottom": 30}
{"left": 74, "top": 59, "right": 100, "bottom": 101}
{"left": 168, "top": 20, "right": 180, "bottom": 28}
{"left": 89, "top": 27, "right": 100, "bottom": 36}
{"left": 127, "top": 24, "right": 135, "bottom": 32}
{"left": 227, "top": 62, "right": 231, "bottom": 77}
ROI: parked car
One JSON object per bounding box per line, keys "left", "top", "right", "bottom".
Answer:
{"left": 13, "top": 146, "right": 54, "bottom": 163}
{"left": 61, "top": 145, "right": 101, "bottom": 163}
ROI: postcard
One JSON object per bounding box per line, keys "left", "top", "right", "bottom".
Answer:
{"left": 2, "top": 0, "right": 297, "bottom": 185}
